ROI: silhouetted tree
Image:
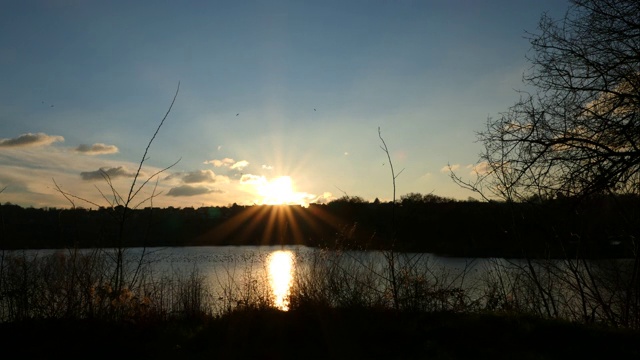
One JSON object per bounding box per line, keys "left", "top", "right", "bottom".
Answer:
{"left": 454, "top": 0, "right": 640, "bottom": 202}
{"left": 400, "top": 192, "right": 424, "bottom": 205}
{"left": 328, "top": 195, "right": 368, "bottom": 204}
{"left": 451, "top": 0, "right": 640, "bottom": 326}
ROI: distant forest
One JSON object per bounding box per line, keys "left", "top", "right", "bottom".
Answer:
{"left": 1, "top": 193, "right": 638, "bottom": 258}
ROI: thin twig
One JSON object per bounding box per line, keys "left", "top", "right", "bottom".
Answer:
{"left": 126, "top": 81, "right": 180, "bottom": 207}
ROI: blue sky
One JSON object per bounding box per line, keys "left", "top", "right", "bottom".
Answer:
{"left": 0, "top": 0, "right": 570, "bottom": 209}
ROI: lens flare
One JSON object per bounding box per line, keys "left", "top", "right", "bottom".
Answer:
{"left": 259, "top": 176, "right": 296, "bottom": 205}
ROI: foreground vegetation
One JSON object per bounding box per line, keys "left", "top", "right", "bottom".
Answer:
{"left": 1, "top": 246, "right": 639, "bottom": 359}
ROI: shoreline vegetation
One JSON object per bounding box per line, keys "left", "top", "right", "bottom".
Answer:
{"left": 1, "top": 193, "right": 638, "bottom": 259}
{"left": 1, "top": 244, "right": 639, "bottom": 359}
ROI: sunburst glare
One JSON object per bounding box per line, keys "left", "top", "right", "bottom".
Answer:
{"left": 259, "top": 176, "right": 295, "bottom": 205}
{"left": 243, "top": 175, "right": 316, "bottom": 207}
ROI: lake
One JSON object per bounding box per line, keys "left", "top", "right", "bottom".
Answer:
{"left": 4, "top": 245, "right": 633, "bottom": 323}
{"left": 7, "top": 245, "right": 494, "bottom": 311}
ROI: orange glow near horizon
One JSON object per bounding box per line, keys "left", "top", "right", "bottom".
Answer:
{"left": 268, "top": 250, "right": 294, "bottom": 311}
{"left": 197, "top": 199, "right": 346, "bottom": 248}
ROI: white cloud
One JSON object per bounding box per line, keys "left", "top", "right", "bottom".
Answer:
{"left": 0, "top": 133, "right": 64, "bottom": 148}
{"left": 262, "top": 164, "right": 273, "bottom": 170}
{"left": 230, "top": 160, "right": 249, "bottom": 170}
{"left": 205, "top": 158, "right": 249, "bottom": 172}
{"left": 441, "top": 164, "right": 459, "bottom": 173}
{"left": 470, "top": 161, "right": 490, "bottom": 175}
{"left": 74, "top": 143, "right": 119, "bottom": 155}
{"left": 204, "top": 157, "right": 235, "bottom": 167}
{"left": 239, "top": 173, "right": 265, "bottom": 185}
{"left": 311, "top": 192, "right": 334, "bottom": 204}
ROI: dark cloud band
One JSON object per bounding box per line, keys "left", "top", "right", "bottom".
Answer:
{"left": 74, "top": 143, "right": 119, "bottom": 155}
{"left": 166, "top": 184, "right": 221, "bottom": 197}
{"left": 0, "top": 133, "right": 64, "bottom": 148}
{"left": 80, "top": 166, "right": 136, "bottom": 181}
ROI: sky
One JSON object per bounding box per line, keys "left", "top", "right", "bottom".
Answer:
{"left": 0, "top": 0, "right": 571, "bottom": 209}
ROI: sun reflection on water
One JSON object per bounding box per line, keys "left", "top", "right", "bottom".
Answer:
{"left": 268, "top": 250, "right": 294, "bottom": 311}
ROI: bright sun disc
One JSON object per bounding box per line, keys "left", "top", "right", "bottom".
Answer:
{"left": 258, "top": 176, "right": 296, "bottom": 205}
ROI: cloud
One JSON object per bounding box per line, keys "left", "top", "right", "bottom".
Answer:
{"left": 0, "top": 174, "right": 29, "bottom": 193}
{"left": 262, "top": 164, "right": 273, "bottom": 170}
{"left": 166, "top": 185, "right": 221, "bottom": 197}
{"left": 311, "top": 192, "right": 334, "bottom": 204}
{"left": 183, "top": 170, "right": 217, "bottom": 184}
{"left": 0, "top": 147, "right": 199, "bottom": 208}
{"left": 205, "top": 158, "right": 249, "bottom": 172}
{"left": 230, "top": 160, "right": 249, "bottom": 170}
{"left": 80, "top": 166, "right": 137, "bottom": 181}
{"left": 181, "top": 170, "right": 212, "bottom": 183}
{"left": 204, "top": 158, "right": 235, "bottom": 167}
{"left": 0, "top": 133, "right": 64, "bottom": 148}
{"left": 239, "top": 174, "right": 265, "bottom": 185}
{"left": 165, "top": 170, "right": 230, "bottom": 184}
{"left": 441, "top": 164, "right": 459, "bottom": 173}
{"left": 74, "top": 143, "right": 119, "bottom": 155}
{"left": 469, "top": 161, "right": 490, "bottom": 175}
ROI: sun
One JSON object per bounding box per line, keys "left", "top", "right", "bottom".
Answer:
{"left": 242, "top": 174, "right": 315, "bottom": 206}
{"left": 258, "top": 176, "right": 297, "bottom": 205}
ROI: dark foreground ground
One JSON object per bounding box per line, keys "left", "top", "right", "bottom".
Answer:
{"left": 2, "top": 309, "right": 639, "bottom": 359}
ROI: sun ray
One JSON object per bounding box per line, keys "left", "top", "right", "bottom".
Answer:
{"left": 194, "top": 201, "right": 356, "bottom": 248}
{"left": 261, "top": 205, "right": 281, "bottom": 245}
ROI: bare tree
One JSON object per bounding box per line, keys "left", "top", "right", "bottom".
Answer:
{"left": 54, "top": 82, "right": 181, "bottom": 297}
{"left": 453, "top": 0, "right": 640, "bottom": 202}
{"left": 451, "top": 0, "right": 640, "bottom": 328}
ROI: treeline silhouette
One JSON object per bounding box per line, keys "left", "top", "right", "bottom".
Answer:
{"left": 1, "top": 193, "right": 637, "bottom": 258}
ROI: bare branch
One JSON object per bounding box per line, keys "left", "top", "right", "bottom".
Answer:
{"left": 126, "top": 81, "right": 180, "bottom": 207}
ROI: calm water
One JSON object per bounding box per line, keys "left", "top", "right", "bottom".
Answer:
{"left": 12, "top": 245, "right": 493, "bottom": 311}
{"left": 5, "top": 246, "right": 634, "bottom": 324}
